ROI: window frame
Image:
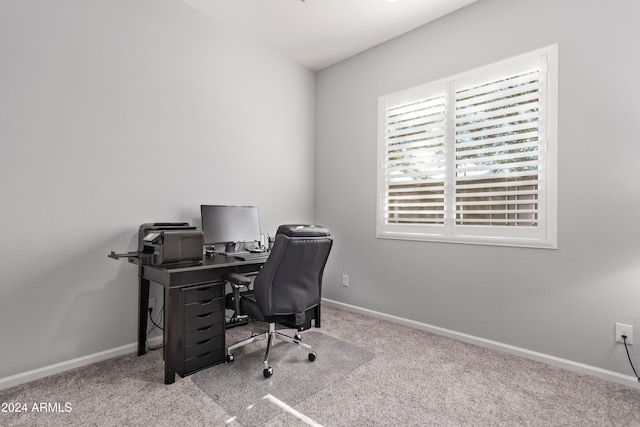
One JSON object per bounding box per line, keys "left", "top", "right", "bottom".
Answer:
{"left": 376, "top": 45, "right": 558, "bottom": 249}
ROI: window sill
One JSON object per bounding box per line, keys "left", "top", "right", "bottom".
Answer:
{"left": 376, "top": 231, "right": 557, "bottom": 250}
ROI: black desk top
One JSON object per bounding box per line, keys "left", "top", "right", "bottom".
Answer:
{"left": 147, "top": 253, "right": 267, "bottom": 272}
{"left": 141, "top": 253, "right": 268, "bottom": 288}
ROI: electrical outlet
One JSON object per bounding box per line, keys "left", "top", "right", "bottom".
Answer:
{"left": 148, "top": 298, "right": 156, "bottom": 313}
{"left": 342, "top": 274, "right": 349, "bottom": 287}
{"left": 615, "top": 323, "right": 633, "bottom": 344}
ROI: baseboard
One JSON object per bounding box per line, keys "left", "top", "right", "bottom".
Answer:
{"left": 322, "top": 298, "right": 640, "bottom": 390}
{"left": 0, "top": 335, "right": 163, "bottom": 391}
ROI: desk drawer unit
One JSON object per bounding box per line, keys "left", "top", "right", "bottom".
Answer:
{"left": 177, "top": 281, "right": 225, "bottom": 376}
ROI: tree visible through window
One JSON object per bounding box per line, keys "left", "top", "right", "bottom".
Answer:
{"left": 377, "top": 45, "right": 557, "bottom": 248}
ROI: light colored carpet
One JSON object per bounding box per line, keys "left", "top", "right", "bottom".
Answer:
{"left": 2, "top": 305, "right": 640, "bottom": 426}
{"left": 192, "top": 331, "right": 374, "bottom": 426}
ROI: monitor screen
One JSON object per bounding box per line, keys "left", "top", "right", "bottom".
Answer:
{"left": 200, "top": 205, "right": 262, "bottom": 246}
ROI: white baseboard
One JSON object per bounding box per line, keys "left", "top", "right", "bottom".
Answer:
{"left": 322, "top": 298, "right": 640, "bottom": 390}
{"left": 0, "top": 336, "right": 163, "bottom": 391}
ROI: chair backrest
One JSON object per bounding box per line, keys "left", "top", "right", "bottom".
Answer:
{"left": 253, "top": 225, "right": 333, "bottom": 318}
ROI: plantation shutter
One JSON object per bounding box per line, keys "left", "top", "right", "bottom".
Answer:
{"left": 383, "top": 94, "right": 447, "bottom": 225}
{"left": 377, "top": 45, "right": 556, "bottom": 248}
{"left": 454, "top": 70, "right": 541, "bottom": 227}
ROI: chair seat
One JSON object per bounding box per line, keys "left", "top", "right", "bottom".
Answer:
{"left": 240, "top": 294, "right": 304, "bottom": 325}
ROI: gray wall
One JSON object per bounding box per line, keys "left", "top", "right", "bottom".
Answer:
{"left": 316, "top": 0, "right": 640, "bottom": 375}
{"left": 0, "top": 0, "right": 315, "bottom": 379}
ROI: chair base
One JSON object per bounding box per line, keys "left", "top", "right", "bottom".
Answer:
{"left": 226, "top": 322, "right": 316, "bottom": 377}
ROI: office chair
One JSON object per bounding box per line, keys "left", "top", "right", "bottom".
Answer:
{"left": 224, "top": 224, "right": 333, "bottom": 378}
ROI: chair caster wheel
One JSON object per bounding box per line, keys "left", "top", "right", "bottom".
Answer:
{"left": 308, "top": 351, "right": 317, "bottom": 362}
{"left": 226, "top": 354, "right": 234, "bottom": 363}
{"left": 263, "top": 367, "right": 273, "bottom": 378}
{"left": 294, "top": 333, "right": 302, "bottom": 341}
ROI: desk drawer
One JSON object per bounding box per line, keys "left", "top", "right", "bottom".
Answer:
{"left": 185, "top": 324, "right": 222, "bottom": 345}
{"left": 184, "top": 348, "right": 225, "bottom": 374}
{"left": 184, "top": 335, "right": 224, "bottom": 359}
{"left": 182, "top": 282, "right": 224, "bottom": 304}
{"left": 185, "top": 310, "right": 224, "bottom": 332}
{"left": 177, "top": 281, "right": 226, "bottom": 378}
{"left": 184, "top": 297, "right": 223, "bottom": 317}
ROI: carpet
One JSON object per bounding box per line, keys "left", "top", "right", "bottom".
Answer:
{"left": 191, "top": 330, "right": 374, "bottom": 426}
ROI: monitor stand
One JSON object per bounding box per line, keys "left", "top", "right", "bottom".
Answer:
{"left": 220, "top": 241, "right": 248, "bottom": 256}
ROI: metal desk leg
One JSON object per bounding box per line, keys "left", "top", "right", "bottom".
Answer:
{"left": 137, "top": 271, "right": 150, "bottom": 356}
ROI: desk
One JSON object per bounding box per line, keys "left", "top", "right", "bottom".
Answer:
{"left": 136, "top": 254, "right": 321, "bottom": 384}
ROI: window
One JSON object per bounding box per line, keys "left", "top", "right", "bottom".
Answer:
{"left": 377, "top": 45, "right": 557, "bottom": 248}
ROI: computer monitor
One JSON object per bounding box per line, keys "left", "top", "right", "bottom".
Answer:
{"left": 200, "top": 205, "right": 262, "bottom": 253}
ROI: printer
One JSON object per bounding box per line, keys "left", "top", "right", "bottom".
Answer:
{"left": 110, "top": 222, "right": 204, "bottom": 266}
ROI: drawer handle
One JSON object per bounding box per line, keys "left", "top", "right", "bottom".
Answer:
{"left": 197, "top": 351, "right": 212, "bottom": 359}
{"left": 199, "top": 298, "right": 214, "bottom": 305}
{"left": 197, "top": 326, "right": 212, "bottom": 332}
{"left": 197, "top": 339, "right": 212, "bottom": 345}
{"left": 196, "top": 287, "right": 212, "bottom": 292}
{"left": 197, "top": 312, "right": 213, "bottom": 319}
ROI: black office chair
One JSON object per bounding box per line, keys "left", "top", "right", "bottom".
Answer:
{"left": 224, "top": 224, "right": 333, "bottom": 378}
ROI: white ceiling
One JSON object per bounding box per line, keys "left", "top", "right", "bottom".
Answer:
{"left": 179, "top": 0, "right": 478, "bottom": 71}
